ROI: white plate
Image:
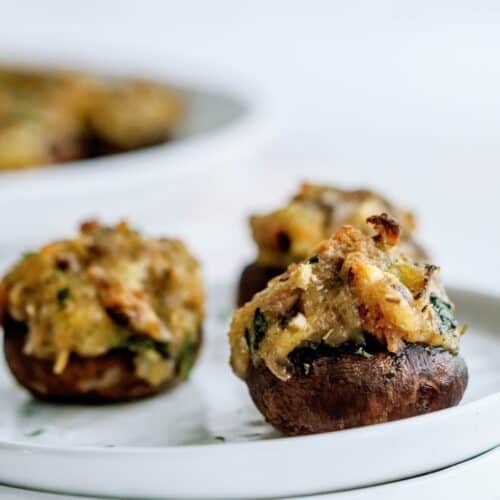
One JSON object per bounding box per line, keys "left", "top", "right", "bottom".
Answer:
{"left": 0, "top": 285, "right": 499, "bottom": 499}
{"left": 297, "top": 446, "right": 500, "bottom": 500}
{"left": 0, "top": 447, "right": 499, "bottom": 500}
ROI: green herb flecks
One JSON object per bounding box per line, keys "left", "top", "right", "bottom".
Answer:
{"left": 308, "top": 255, "right": 319, "bottom": 264}
{"left": 125, "top": 336, "right": 170, "bottom": 358}
{"left": 178, "top": 338, "right": 196, "bottom": 380}
{"left": 430, "top": 293, "right": 458, "bottom": 334}
{"left": 253, "top": 308, "right": 268, "bottom": 351}
{"left": 24, "top": 429, "right": 44, "bottom": 437}
{"left": 214, "top": 435, "right": 225, "bottom": 442}
{"left": 56, "top": 287, "right": 70, "bottom": 305}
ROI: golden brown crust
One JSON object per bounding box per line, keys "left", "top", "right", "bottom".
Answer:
{"left": 366, "top": 213, "right": 400, "bottom": 247}
{"left": 247, "top": 343, "right": 468, "bottom": 435}
{"left": 230, "top": 222, "right": 462, "bottom": 382}
{"left": 249, "top": 183, "right": 427, "bottom": 268}
{"left": 3, "top": 317, "right": 201, "bottom": 403}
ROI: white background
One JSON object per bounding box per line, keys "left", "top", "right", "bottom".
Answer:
{"left": 0, "top": 1, "right": 499, "bottom": 289}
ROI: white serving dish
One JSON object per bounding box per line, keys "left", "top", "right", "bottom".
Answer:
{"left": 0, "top": 65, "right": 275, "bottom": 267}
{"left": 0, "top": 81, "right": 273, "bottom": 201}
{"left": 0, "top": 284, "right": 498, "bottom": 499}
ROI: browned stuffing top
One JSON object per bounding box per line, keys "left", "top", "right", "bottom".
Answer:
{"left": 0, "top": 220, "right": 204, "bottom": 385}
{"left": 250, "top": 183, "right": 426, "bottom": 268}
{"left": 230, "top": 215, "right": 463, "bottom": 381}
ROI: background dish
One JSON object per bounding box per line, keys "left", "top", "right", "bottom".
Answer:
{"left": 0, "top": 82, "right": 272, "bottom": 198}
{"left": 0, "top": 74, "right": 275, "bottom": 275}
{"left": 0, "top": 68, "right": 184, "bottom": 171}
{"left": 0, "top": 284, "right": 498, "bottom": 499}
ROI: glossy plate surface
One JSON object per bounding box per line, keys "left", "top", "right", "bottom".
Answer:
{"left": 0, "top": 285, "right": 499, "bottom": 499}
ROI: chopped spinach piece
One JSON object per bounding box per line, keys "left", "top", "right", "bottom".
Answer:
{"left": 214, "top": 435, "right": 225, "bottom": 442}
{"left": 178, "top": 338, "right": 196, "bottom": 380}
{"left": 430, "top": 293, "right": 457, "bottom": 334}
{"left": 253, "top": 308, "right": 268, "bottom": 350}
{"left": 308, "top": 255, "right": 319, "bottom": 264}
{"left": 56, "top": 287, "right": 70, "bottom": 304}
{"left": 125, "top": 336, "right": 170, "bottom": 358}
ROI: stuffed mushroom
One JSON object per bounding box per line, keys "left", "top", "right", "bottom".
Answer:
{"left": 229, "top": 214, "right": 467, "bottom": 435}
{"left": 238, "top": 183, "right": 427, "bottom": 305}
{"left": 0, "top": 220, "right": 204, "bottom": 403}
{"left": 0, "top": 68, "right": 94, "bottom": 169}
{"left": 0, "top": 66, "right": 183, "bottom": 170}
{"left": 87, "top": 80, "right": 182, "bottom": 152}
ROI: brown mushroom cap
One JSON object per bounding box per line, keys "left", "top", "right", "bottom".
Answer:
{"left": 3, "top": 316, "right": 201, "bottom": 404}
{"left": 237, "top": 262, "right": 284, "bottom": 307}
{"left": 247, "top": 343, "right": 468, "bottom": 435}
